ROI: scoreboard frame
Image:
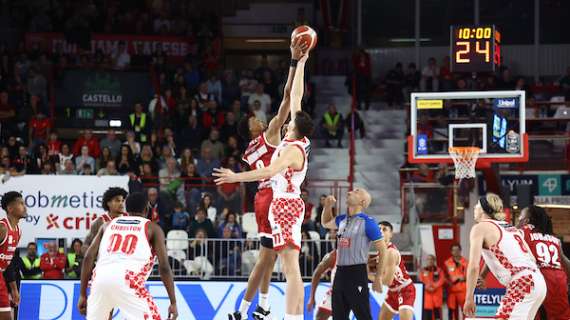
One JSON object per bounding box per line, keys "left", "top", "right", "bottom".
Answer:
{"left": 450, "top": 25, "right": 501, "bottom": 73}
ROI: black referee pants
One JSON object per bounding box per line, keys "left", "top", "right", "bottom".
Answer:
{"left": 332, "top": 264, "right": 372, "bottom": 320}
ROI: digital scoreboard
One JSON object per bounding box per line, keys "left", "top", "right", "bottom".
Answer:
{"left": 450, "top": 25, "right": 501, "bottom": 73}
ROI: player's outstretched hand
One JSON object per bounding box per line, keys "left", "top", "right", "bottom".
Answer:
{"left": 290, "top": 37, "right": 308, "bottom": 60}
{"left": 463, "top": 298, "right": 476, "bottom": 317}
{"left": 213, "top": 168, "right": 235, "bottom": 185}
{"left": 306, "top": 297, "right": 315, "bottom": 311}
{"left": 324, "top": 195, "right": 336, "bottom": 208}
{"left": 77, "top": 295, "right": 87, "bottom": 315}
{"left": 168, "top": 304, "right": 178, "bottom": 320}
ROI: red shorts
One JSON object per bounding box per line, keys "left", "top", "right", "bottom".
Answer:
{"left": 268, "top": 197, "right": 304, "bottom": 251}
{"left": 0, "top": 272, "right": 10, "bottom": 312}
{"left": 447, "top": 289, "right": 466, "bottom": 310}
{"left": 384, "top": 283, "right": 416, "bottom": 314}
{"left": 254, "top": 188, "right": 273, "bottom": 238}
{"left": 541, "top": 268, "right": 570, "bottom": 320}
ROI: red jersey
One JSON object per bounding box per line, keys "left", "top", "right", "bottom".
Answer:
{"left": 387, "top": 243, "right": 412, "bottom": 291}
{"left": 29, "top": 117, "right": 52, "bottom": 140}
{"left": 0, "top": 218, "right": 21, "bottom": 272}
{"left": 522, "top": 224, "right": 564, "bottom": 271}
{"left": 242, "top": 132, "right": 276, "bottom": 189}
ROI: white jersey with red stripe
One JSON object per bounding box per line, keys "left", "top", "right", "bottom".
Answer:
{"left": 481, "top": 219, "right": 538, "bottom": 286}
{"left": 522, "top": 224, "right": 564, "bottom": 271}
{"left": 242, "top": 132, "right": 277, "bottom": 190}
{"left": 387, "top": 243, "right": 413, "bottom": 291}
{"left": 270, "top": 137, "right": 310, "bottom": 198}
{"left": 96, "top": 216, "right": 154, "bottom": 274}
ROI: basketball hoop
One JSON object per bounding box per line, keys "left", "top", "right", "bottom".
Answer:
{"left": 449, "top": 147, "right": 481, "bottom": 179}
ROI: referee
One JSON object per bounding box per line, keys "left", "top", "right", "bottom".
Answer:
{"left": 321, "top": 188, "right": 387, "bottom": 320}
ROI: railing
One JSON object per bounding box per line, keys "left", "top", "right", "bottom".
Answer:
{"left": 400, "top": 180, "right": 457, "bottom": 223}
{"left": 154, "top": 238, "right": 337, "bottom": 281}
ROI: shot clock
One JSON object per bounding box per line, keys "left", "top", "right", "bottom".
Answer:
{"left": 450, "top": 25, "right": 501, "bottom": 72}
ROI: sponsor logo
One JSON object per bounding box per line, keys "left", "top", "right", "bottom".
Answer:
{"left": 417, "top": 99, "right": 443, "bottom": 109}
{"left": 493, "top": 97, "right": 519, "bottom": 109}
{"left": 45, "top": 213, "right": 100, "bottom": 230}
{"left": 82, "top": 73, "right": 122, "bottom": 108}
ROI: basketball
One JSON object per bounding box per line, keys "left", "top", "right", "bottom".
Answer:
{"left": 291, "top": 25, "right": 318, "bottom": 53}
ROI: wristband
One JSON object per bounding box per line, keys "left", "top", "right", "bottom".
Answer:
{"left": 290, "top": 59, "right": 299, "bottom": 67}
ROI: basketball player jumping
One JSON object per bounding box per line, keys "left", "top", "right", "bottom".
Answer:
{"left": 78, "top": 192, "right": 177, "bottom": 320}
{"left": 228, "top": 38, "right": 306, "bottom": 320}
{"left": 214, "top": 51, "right": 314, "bottom": 320}
{"left": 81, "top": 187, "right": 128, "bottom": 255}
{"left": 375, "top": 221, "right": 415, "bottom": 320}
{"left": 464, "top": 193, "right": 546, "bottom": 319}
{"left": 0, "top": 192, "right": 26, "bottom": 320}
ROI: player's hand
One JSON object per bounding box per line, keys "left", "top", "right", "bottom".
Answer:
{"left": 307, "top": 297, "right": 315, "bottom": 311}
{"left": 299, "top": 51, "right": 310, "bottom": 64}
{"left": 10, "top": 290, "right": 20, "bottom": 306}
{"left": 463, "top": 297, "right": 476, "bottom": 317}
{"left": 213, "top": 168, "right": 236, "bottom": 185}
{"left": 290, "top": 37, "right": 307, "bottom": 60}
{"left": 168, "top": 304, "right": 178, "bottom": 320}
{"left": 77, "top": 295, "right": 87, "bottom": 315}
{"left": 372, "top": 275, "right": 383, "bottom": 293}
{"left": 324, "top": 195, "right": 336, "bottom": 208}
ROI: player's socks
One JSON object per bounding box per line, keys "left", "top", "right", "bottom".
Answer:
{"left": 284, "top": 314, "right": 303, "bottom": 320}
{"left": 252, "top": 306, "right": 271, "bottom": 320}
{"left": 239, "top": 300, "right": 251, "bottom": 318}
{"left": 258, "top": 292, "right": 269, "bottom": 310}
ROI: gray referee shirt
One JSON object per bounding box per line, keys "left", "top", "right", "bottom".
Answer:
{"left": 335, "top": 212, "right": 383, "bottom": 266}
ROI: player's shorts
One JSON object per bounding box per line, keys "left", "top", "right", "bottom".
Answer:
{"left": 540, "top": 268, "right": 570, "bottom": 320}
{"left": 268, "top": 197, "right": 304, "bottom": 251}
{"left": 0, "top": 273, "right": 10, "bottom": 313}
{"left": 383, "top": 282, "right": 416, "bottom": 314}
{"left": 254, "top": 187, "right": 273, "bottom": 248}
{"left": 496, "top": 270, "right": 546, "bottom": 319}
{"left": 317, "top": 289, "right": 333, "bottom": 315}
{"left": 447, "top": 288, "right": 466, "bottom": 310}
{"left": 87, "top": 265, "right": 160, "bottom": 320}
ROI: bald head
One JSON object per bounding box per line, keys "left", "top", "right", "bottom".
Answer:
{"left": 347, "top": 188, "right": 372, "bottom": 210}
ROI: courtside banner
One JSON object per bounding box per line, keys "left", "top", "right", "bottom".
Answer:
{"left": 19, "top": 281, "right": 424, "bottom": 319}
{"left": 473, "top": 288, "right": 506, "bottom": 317}
{"left": 0, "top": 175, "right": 128, "bottom": 244}
{"left": 25, "top": 33, "right": 195, "bottom": 62}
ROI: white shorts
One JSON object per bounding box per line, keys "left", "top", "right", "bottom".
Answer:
{"left": 87, "top": 265, "right": 160, "bottom": 320}
{"left": 496, "top": 271, "right": 546, "bottom": 319}
{"left": 317, "top": 289, "right": 332, "bottom": 314}
{"left": 268, "top": 197, "right": 304, "bottom": 251}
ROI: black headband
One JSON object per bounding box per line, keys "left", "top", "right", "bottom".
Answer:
{"left": 479, "top": 196, "right": 494, "bottom": 215}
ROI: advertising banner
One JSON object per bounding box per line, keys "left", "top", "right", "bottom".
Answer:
{"left": 0, "top": 175, "right": 129, "bottom": 244}
{"left": 19, "top": 280, "right": 424, "bottom": 320}
{"left": 473, "top": 288, "right": 506, "bottom": 317}
{"left": 56, "top": 69, "right": 152, "bottom": 109}
{"left": 478, "top": 173, "right": 570, "bottom": 196}
{"left": 25, "top": 33, "right": 195, "bottom": 62}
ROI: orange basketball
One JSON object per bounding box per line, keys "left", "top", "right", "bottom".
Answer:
{"left": 291, "top": 25, "right": 317, "bottom": 53}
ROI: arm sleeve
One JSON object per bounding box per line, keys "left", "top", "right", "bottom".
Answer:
{"left": 364, "top": 217, "right": 383, "bottom": 241}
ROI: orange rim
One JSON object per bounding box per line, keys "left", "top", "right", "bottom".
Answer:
{"left": 449, "top": 147, "right": 481, "bottom": 154}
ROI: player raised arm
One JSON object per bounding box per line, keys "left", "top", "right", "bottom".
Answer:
{"left": 463, "top": 223, "right": 486, "bottom": 317}
{"left": 149, "top": 222, "right": 178, "bottom": 320}
{"left": 289, "top": 50, "right": 309, "bottom": 124}
{"left": 320, "top": 195, "right": 337, "bottom": 229}
{"left": 78, "top": 223, "right": 107, "bottom": 315}
{"left": 213, "top": 145, "right": 302, "bottom": 184}
{"left": 307, "top": 250, "right": 336, "bottom": 311}
{"left": 265, "top": 39, "right": 306, "bottom": 141}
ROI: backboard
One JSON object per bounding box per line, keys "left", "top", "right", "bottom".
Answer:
{"left": 408, "top": 90, "right": 528, "bottom": 165}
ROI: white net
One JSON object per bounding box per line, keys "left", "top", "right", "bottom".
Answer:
{"left": 449, "top": 147, "right": 480, "bottom": 179}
